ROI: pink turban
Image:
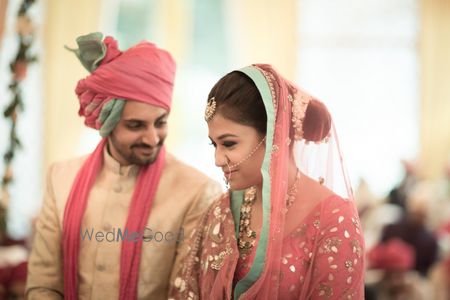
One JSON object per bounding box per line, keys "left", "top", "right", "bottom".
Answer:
{"left": 70, "top": 33, "right": 176, "bottom": 129}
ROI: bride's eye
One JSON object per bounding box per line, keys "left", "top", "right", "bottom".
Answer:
{"left": 223, "top": 141, "right": 237, "bottom": 148}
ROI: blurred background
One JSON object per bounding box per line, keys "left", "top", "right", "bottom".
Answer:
{"left": 0, "top": 0, "right": 449, "bottom": 298}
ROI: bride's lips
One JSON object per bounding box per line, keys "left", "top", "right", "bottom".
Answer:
{"left": 223, "top": 170, "right": 237, "bottom": 177}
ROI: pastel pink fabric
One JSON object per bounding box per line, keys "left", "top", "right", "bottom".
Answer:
{"left": 63, "top": 35, "right": 174, "bottom": 300}
{"left": 75, "top": 36, "right": 176, "bottom": 129}
{"left": 169, "top": 64, "right": 364, "bottom": 299}
{"left": 233, "top": 196, "right": 364, "bottom": 299}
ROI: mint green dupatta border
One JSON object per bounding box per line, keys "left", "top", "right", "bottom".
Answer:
{"left": 231, "top": 66, "right": 275, "bottom": 299}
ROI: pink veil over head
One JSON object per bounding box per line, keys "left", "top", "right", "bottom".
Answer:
{"left": 230, "top": 64, "right": 355, "bottom": 299}
{"left": 169, "top": 64, "right": 361, "bottom": 300}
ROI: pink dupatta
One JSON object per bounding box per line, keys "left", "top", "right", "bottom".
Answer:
{"left": 170, "top": 64, "right": 364, "bottom": 299}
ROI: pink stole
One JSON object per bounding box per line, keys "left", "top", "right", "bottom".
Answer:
{"left": 62, "top": 138, "right": 165, "bottom": 300}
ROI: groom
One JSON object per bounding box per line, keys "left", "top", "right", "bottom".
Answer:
{"left": 26, "top": 33, "right": 221, "bottom": 300}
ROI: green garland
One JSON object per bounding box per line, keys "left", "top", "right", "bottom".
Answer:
{"left": 0, "top": 0, "right": 37, "bottom": 239}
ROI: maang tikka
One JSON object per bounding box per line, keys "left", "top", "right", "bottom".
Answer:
{"left": 204, "top": 97, "right": 217, "bottom": 122}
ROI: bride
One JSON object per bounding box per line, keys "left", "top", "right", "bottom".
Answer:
{"left": 170, "top": 64, "right": 365, "bottom": 300}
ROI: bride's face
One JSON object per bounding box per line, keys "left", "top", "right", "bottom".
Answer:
{"left": 208, "top": 113, "right": 266, "bottom": 190}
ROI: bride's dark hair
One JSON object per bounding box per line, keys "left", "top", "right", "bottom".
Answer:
{"left": 208, "top": 71, "right": 331, "bottom": 142}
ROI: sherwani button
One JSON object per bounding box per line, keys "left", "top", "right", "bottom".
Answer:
{"left": 96, "top": 264, "right": 106, "bottom": 272}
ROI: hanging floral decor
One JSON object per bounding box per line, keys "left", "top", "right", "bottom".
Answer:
{"left": 1, "top": 0, "right": 37, "bottom": 238}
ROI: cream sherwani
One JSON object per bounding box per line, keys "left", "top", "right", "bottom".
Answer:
{"left": 26, "top": 149, "right": 221, "bottom": 299}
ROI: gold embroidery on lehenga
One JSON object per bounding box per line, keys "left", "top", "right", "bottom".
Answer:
{"left": 321, "top": 237, "right": 342, "bottom": 254}
{"left": 313, "top": 220, "right": 321, "bottom": 229}
{"left": 345, "top": 260, "right": 354, "bottom": 272}
{"left": 209, "top": 220, "right": 223, "bottom": 243}
{"left": 210, "top": 245, "right": 233, "bottom": 270}
{"left": 317, "top": 283, "right": 333, "bottom": 298}
{"left": 351, "top": 239, "right": 362, "bottom": 258}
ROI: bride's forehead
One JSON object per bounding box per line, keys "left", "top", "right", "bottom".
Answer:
{"left": 207, "top": 114, "right": 259, "bottom": 139}
{"left": 208, "top": 114, "right": 239, "bottom": 128}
